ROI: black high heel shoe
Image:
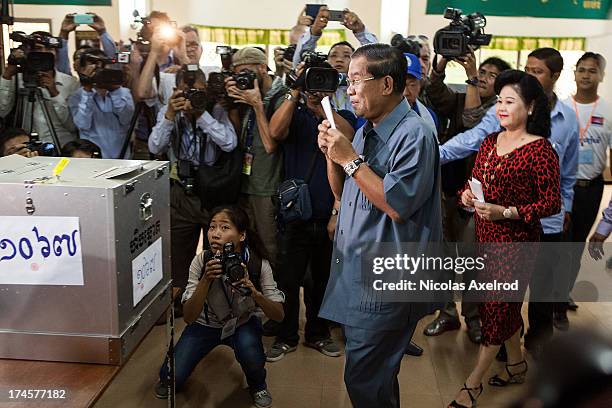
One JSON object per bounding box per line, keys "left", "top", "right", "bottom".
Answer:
{"left": 448, "top": 383, "right": 483, "bottom": 408}
{"left": 488, "top": 360, "right": 528, "bottom": 386}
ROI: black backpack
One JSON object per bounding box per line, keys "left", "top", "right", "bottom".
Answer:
{"left": 196, "top": 143, "right": 242, "bottom": 210}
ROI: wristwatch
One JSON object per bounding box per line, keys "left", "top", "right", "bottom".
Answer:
{"left": 343, "top": 157, "right": 364, "bottom": 177}
{"left": 331, "top": 208, "right": 339, "bottom": 216}
{"left": 503, "top": 207, "right": 512, "bottom": 219}
{"left": 285, "top": 92, "right": 299, "bottom": 103}
{"left": 465, "top": 77, "right": 479, "bottom": 86}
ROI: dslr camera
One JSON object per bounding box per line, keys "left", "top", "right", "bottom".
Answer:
{"left": 390, "top": 34, "right": 422, "bottom": 57}
{"left": 433, "top": 7, "right": 492, "bottom": 58}
{"left": 287, "top": 50, "right": 341, "bottom": 93}
{"left": 179, "top": 64, "right": 209, "bottom": 111}
{"left": 25, "top": 133, "right": 55, "bottom": 156}
{"left": 232, "top": 69, "right": 257, "bottom": 90}
{"left": 215, "top": 242, "right": 251, "bottom": 296}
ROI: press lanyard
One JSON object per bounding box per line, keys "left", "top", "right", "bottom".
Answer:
{"left": 244, "top": 109, "right": 256, "bottom": 152}
{"left": 572, "top": 96, "right": 599, "bottom": 146}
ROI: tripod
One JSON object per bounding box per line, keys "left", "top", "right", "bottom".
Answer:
{"left": 12, "top": 85, "right": 63, "bottom": 156}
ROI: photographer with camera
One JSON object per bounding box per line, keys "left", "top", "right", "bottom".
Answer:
{"left": 154, "top": 206, "right": 284, "bottom": 408}
{"left": 0, "top": 32, "right": 79, "bottom": 147}
{"left": 68, "top": 48, "right": 135, "bottom": 159}
{"left": 56, "top": 13, "right": 118, "bottom": 76}
{"left": 292, "top": 7, "right": 376, "bottom": 114}
{"left": 224, "top": 47, "right": 289, "bottom": 264}
{"left": 265, "top": 61, "right": 356, "bottom": 361}
{"left": 0, "top": 128, "right": 37, "bottom": 157}
{"left": 149, "top": 65, "right": 238, "bottom": 313}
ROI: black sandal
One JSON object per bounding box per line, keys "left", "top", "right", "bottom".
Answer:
{"left": 448, "top": 383, "right": 483, "bottom": 408}
{"left": 488, "top": 360, "right": 528, "bottom": 386}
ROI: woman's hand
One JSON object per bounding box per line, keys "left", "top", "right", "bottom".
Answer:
{"left": 461, "top": 189, "right": 477, "bottom": 208}
{"left": 236, "top": 267, "right": 263, "bottom": 299}
{"left": 474, "top": 202, "right": 505, "bottom": 221}
{"left": 202, "top": 258, "right": 223, "bottom": 282}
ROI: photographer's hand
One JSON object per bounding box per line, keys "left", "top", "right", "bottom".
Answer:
{"left": 297, "top": 7, "right": 314, "bottom": 27}
{"left": 165, "top": 89, "right": 188, "bottom": 121}
{"left": 238, "top": 269, "right": 284, "bottom": 322}
{"left": 38, "top": 72, "right": 59, "bottom": 97}
{"left": 88, "top": 14, "right": 107, "bottom": 35}
{"left": 311, "top": 6, "right": 329, "bottom": 37}
{"left": 431, "top": 56, "right": 448, "bottom": 77}
{"left": 5, "top": 143, "right": 38, "bottom": 158}
{"left": 228, "top": 80, "right": 263, "bottom": 108}
{"left": 2, "top": 49, "right": 22, "bottom": 79}
{"left": 203, "top": 258, "right": 224, "bottom": 282}
{"left": 59, "top": 14, "right": 77, "bottom": 39}
{"left": 342, "top": 9, "right": 365, "bottom": 34}
{"left": 457, "top": 48, "right": 478, "bottom": 79}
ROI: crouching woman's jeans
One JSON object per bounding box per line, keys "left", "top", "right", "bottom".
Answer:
{"left": 159, "top": 315, "right": 267, "bottom": 392}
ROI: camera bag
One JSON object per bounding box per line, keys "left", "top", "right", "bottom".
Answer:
{"left": 276, "top": 150, "right": 318, "bottom": 224}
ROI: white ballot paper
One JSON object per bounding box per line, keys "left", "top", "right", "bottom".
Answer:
{"left": 468, "top": 178, "right": 486, "bottom": 203}
{"left": 321, "top": 96, "right": 337, "bottom": 129}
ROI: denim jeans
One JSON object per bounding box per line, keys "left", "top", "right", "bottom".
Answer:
{"left": 159, "top": 315, "right": 267, "bottom": 392}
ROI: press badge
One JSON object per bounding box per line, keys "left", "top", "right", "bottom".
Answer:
{"left": 221, "top": 316, "right": 238, "bottom": 340}
{"left": 579, "top": 148, "right": 594, "bottom": 165}
{"left": 242, "top": 152, "right": 254, "bottom": 175}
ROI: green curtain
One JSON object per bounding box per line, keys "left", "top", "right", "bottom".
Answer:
{"left": 194, "top": 25, "right": 346, "bottom": 46}
{"left": 487, "top": 36, "right": 585, "bottom": 51}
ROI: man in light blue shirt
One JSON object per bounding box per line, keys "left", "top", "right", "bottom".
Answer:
{"left": 439, "top": 48, "right": 579, "bottom": 357}
{"left": 318, "top": 44, "right": 442, "bottom": 408}
{"left": 68, "top": 49, "right": 134, "bottom": 159}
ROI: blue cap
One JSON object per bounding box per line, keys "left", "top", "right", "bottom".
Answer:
{"left": 404, "top": 53, "right": 422, "bottom": 80}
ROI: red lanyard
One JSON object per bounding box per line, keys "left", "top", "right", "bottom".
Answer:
{"left": 572, "top": 96, "right": 599, "bottom": 145}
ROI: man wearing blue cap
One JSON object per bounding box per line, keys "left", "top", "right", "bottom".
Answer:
{"left": 404, "top": 53, "right": 439, "bottom": 139}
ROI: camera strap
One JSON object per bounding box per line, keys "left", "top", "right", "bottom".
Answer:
{"left": 244, "top": 108, "right": 256, "bottom": 152}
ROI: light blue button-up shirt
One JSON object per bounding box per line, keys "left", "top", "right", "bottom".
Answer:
{"left": 439, "top": 100, "right": 579, "bottom": 234}
{"left": 319, "top": 99, "right": 443, "bottom": 330}
{"left": 68, "top": 86, "right": 134, "bottom": 159}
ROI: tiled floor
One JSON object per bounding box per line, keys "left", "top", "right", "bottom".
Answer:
{"left": 94, "top": 189, "right": 612, "bottom": 408}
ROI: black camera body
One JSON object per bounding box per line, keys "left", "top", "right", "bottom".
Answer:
{"left": 8, "top": 51, "right": 55, "bottom": 89}
{"left": 281, "top": 44, "right": 297, "bottom": 62}
{"left": 9, "top": 31, "right": 62, "bottom": 50}
{"left": 177, "top": 160, "right": 196, "bottom": 195}
{"left": 215, "top": 242, "right": 246, "bottom": 285}
{"left": 390, "top": 34, "right": 422, "bottom": 57}
{"left": 24, "top": 140, "right": 55, "bottom": 156}
{"left": 433, "top": 7, "right": 492, "bottom": 58}
{"left": 78, "top": 53, "right": 124, "bottom": 89}
{"left": 182, "top": 88, "right": 208, "bottom": 110}
{"left": 232, "top": 69, "right": 257, "bottom": 90}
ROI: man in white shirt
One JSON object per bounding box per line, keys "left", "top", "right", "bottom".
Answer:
{"left": 558, "top": 52, "right": 612, "bottom": 329}
{"left": 0, "top": 36, "right": 78, "bottom": 148}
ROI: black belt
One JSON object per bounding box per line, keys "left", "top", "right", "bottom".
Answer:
{"left": 575, "top": 175, "right": 604, "bottom": 188}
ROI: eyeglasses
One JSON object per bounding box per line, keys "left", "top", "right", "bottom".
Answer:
{"left": 347, "top": 76, "right": 377, "bottom": 87}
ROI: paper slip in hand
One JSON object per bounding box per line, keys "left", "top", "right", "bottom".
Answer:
{"left": 468, "top": 178, "right": 486, "bottom": 203}
{"left": 321, "top": 96, "right": 337, "bottom": 129}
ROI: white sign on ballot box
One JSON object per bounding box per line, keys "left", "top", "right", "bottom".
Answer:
{"left": 132, "top": 237, "right": 163, "bottom": 307}
{"left": 0, "top": 216, "right": 84, "bottom": 285}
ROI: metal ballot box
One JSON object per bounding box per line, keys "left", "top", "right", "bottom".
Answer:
{"left": 0, "top": 155, "right": 171, "bottom": 365}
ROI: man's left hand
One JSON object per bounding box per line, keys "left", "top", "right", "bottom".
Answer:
{"left": 342, "top": 9, "right": 365, "bottom": 34}
{"left": 88, "top": 13, "right": 107, "bottom": 35}
{"left": 38, "top": 72, "right": 59, "bottom": 97}
{"left": 318, "top": 120, "right": 357, "bottom": 166}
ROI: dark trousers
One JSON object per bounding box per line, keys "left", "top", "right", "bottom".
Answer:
{"left": 526, "top": 232, "right": 563, "bottom": 347}
{"left": 159, "top": 316, "right": 267, "bottom": 392}
{"left": 343, "top": 321, "right": 418, "bottom": 408}
{"left": 275, "top": 219, "right": 332, "bottom": 346}
{"left": 564, "top": 177, "right": 605, "bottom": 310}
{"left": 170, "top": 184, "right": 210, "bottom": 292}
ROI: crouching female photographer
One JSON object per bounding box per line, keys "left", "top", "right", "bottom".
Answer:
{"left": 155, "top": 206, "right": 284, "bottom": 408}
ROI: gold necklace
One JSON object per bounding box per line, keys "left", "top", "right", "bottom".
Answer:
{"left": 483, "top": 144, "right": 509, "bottom": 189}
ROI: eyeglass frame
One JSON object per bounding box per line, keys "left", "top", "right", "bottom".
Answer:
{"left": 346, "top": 76, "right": 379, "bottom": 87}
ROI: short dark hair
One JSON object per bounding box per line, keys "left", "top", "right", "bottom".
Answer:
{"left": 577, "top": 52, "right": 606, "bottom": 72}
{"left": 176, "top": 66, "right": 206, "bottom": 86}
{"left": 494, "top": 69, "right": 551, "bottom": 138}
{"left": 480, "top": 57, "right": 511, "bottom": 73}
{"left": 0, "top": 128, "right": 30, "bottom": 156}
{"left": 147, "top": 11, "right": 170, "bottom": 22}
{"left": 62, "top": 139, "right": 102, "bottom": 158}
{"left": 329, "top": 41, "right": 355, "bottom": 54}
{"left": 528, "top": 48, "right": 564, "bottom": 75}
{"left": 352, "top": 43, "right": 407, "bottom": 95}
{"left": 181, "top": 25, "right": 200, "bottom": 39}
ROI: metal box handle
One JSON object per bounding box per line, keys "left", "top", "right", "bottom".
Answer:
{"left": 139, "top": 193, "right": 153, "bottom": 221}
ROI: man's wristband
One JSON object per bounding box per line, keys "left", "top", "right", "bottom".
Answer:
{"left": 465, "top": 77, "right": 479, "bottom": 86}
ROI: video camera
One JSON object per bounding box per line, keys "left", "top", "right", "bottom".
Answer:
{"left": 287, "top": 50, "right": 341, "bottom": 93}
{"left": 78, "top": 53, "right": 124, "bottom": 90}
{"left": 179, "top": 64, "right": 209, "bottom": 110}
{"left": 390, "top": 34, "right": 422, "bottom": 57}
{"left": 433, "top": 7, "right": 492, "bottom": 58}
{"left": 7, "top": 31, "right": 61, "bottom": 88}
{"left": 215, "top": 242, "right": 251, "bottom": 296}
{"left": 9, "top": 31, "right": 62, "bottom": 50}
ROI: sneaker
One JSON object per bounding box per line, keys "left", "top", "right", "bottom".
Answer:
{"left": 154, "top": 381, "right": 168, "bottom": 399}
{"left": 266, "top": 341, "right": 297, "bottom": 362}
{"left": 553, "top": 311, "right": 570, "bottom": 331}
{"left": 304, "top": 338, "right": 342, "bottom": 357}
{"left": 252, "top": 389, "right": 273, "bottom": 408}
